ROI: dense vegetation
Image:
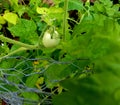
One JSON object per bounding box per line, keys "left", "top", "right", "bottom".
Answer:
{"left": 0, "top": 0, "right": 120, "bottom": 105}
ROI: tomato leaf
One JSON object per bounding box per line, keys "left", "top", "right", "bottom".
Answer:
{"left": 8, "top": 19, "right": 38, "bottom": 44}
{"left": 3, "top": 12, "right": 18, "bottom": 25}
{"left": 68, "top": 0, "right": 84, "bottom": 11}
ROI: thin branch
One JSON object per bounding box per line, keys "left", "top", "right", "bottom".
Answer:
{"left": 0, "top": 35, "right": 38, "bottom": 49}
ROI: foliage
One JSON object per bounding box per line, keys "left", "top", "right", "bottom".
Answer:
{"left": 0, "top": 0, "right": 120, "bottom": 105}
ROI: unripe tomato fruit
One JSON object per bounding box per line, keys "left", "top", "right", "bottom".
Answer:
{"left": 42, "top": 30, "right": 60, "bottom": 48}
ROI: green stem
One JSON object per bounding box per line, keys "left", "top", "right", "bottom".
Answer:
{"left": 0, "top": 47, "right": 28, "bottom": 60}
{"left": 63, "top": 0, "right": 68, "bottom": 41}
{"left": 38, "top": 25, "right": 48, "bottom": 47}
{"left": 0, "top": 35, "right": 38, "bottom": 49}
{"left": 67, "top": 18, "right": 79, "bottom": 24}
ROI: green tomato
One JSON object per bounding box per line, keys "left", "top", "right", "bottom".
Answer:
{"left": 42, "top": 30, "right": 60, "bottom": 48}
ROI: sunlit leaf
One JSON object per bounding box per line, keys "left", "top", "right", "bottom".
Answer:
{"left": 36, "top": 7, "right": 49, "bottom": 15}
{"left": 0, "top": 15, "right": 6, "bottom": 24}
{"left": 49, "top": 7, "right": 64, "bottom": 14}
{"left": 3, "top": 12, "right": 18, "bottom": 25}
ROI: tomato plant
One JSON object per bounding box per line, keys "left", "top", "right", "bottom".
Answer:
{"left": 0, "top": 0, "right": 120, "bottom": 105}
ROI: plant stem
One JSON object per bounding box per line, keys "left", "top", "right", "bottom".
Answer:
{"left": 38, "top": 25, "right": 48, "bottom": 47}
{"left": 0, "top": 35, "right": 38, "bottom": 49}
{"left": 0, "top": 47, "right": 28, "bottom": 60}
{"left": 63, "top": 0, "right": 68, "bottom": 41}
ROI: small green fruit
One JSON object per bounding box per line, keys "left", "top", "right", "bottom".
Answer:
{"left": 42, "top": 30, "right": 60, "bottom": 48}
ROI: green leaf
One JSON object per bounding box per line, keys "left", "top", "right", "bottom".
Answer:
{"left": 0, "top": 43, "right": 9, "bottom": 56}
{"left": 53, "top": 55, "right": 120, "bottom": 105}
{"left": 36, "top": 7, "right": 49, "bottom": 15}
{"left": 53, "top": 77, "right": 120, "bottom": 105}
{"left": 29, "top": 0, "right": 41, "bottom": 7}
{"left": 36, "top": 6, "right": 64, "bottom": 26}
{"left": 21, "top": 92, "right": 39, "bottom": 101}
{"left": 16, "top": 5, "right": 27, "bottom": 17}
{"left": 53, "top": 10, "right": 120, "bottom": 105}
{"left": 72, "top": 15, "right": 120, "bottom": 60}
{"left": 8, "top": 19, "right": 38, "bottom": 44}
{"left": 94, "top": 1, "right": 106, "bottom": 13}
{"left": 0, "top": 24, "right": 2, "bottom": 30}
{"left": 44, "top": 63, "right": 81, "bottom": 88}
{"left": 3, "top": 12, "right": 18, "bottom": 25}
{"left": 0, "top": 15, "right": 6, "bottom": 24}
{"left": 9, "top": 0, "right": 18, "bottom": 7}
{"left": 0, "top": 58, "right": 15, "bottom": 69}
{"left": 25, "top": 72, "right": 39, "bottom": 88}
{"left": 68, "top": 0, "right": 84, "bottom": 11}
{"left": 7, "top": 71, "right": 24, "bottom": 84}
{"left": 99, "top": 0, "right": 113, "bottom": 7}
{"left": 49, "top": 7, "right": 64, "bottom": 14}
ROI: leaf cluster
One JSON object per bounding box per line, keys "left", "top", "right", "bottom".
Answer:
{"left": 0, "top": 0, "right": 120, "bottom": 105}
